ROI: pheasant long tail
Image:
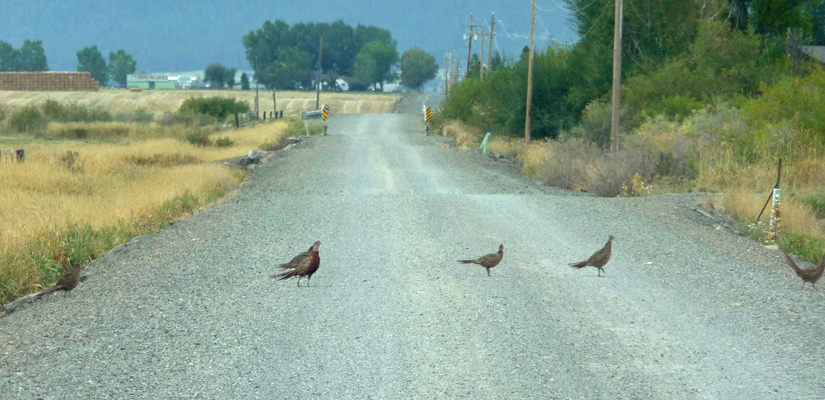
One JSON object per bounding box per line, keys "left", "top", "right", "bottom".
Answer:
{"left": 458, "top": 260, "right": 479, "bottom": 264}
{"left": 569, "top": 261, "right": 588, "bottom": 269}
{"left": 275, "top": 270, "right": 297, "bottom": 281}
{"left": 783, "top": 252, "right": 803, "bottom": 277}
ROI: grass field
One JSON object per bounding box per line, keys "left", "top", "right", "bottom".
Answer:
{"left": 0, "top": 89, "right": 400, "bottom": 116}
{"left": 0, "top": 118, "right": 300, "bottom": 304}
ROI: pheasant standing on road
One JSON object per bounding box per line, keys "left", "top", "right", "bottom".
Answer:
{"left": 272, "top": 241, "right": 320, "bottom": 275}
{"left": 274, "top": 241, "right": 321, "bottom": 287}
{"left": 458, "top": 244, "right": 504, "bottom": 276}
{"left": 782, "top": 252, "right": 825, "bottom": 292}
{"left": 39, "top": 260, "right": 83, "bottom": 297}
{"left": 569, "top": 235, "right": 614, "bottom": 277}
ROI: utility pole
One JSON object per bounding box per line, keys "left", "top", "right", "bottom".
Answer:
{"left": 254, "top": 56, "right": 259, "bottom": 119}
{"left": 443, "top": 52, "right": 451, "bottom": 97}
{"left": 487, "top": 13, "right": 496, "bottom": 76}
{"left": 525, "top": 0, "right": 536, "bottom": 142}
{"left": 610, "top": 0, "right": 623, "bottom": 154}
{"left": 316, "top": 36, "right": 324, "bottom": 110}
{"left": 480, "top": 25, "right": 486, "bottom": 80}
{"left": 462, "top": 15, "right": 478, "bottom": 79}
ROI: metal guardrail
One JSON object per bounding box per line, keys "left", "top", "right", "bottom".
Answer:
{"left": 302, "top": 110, "right": 324, "bottom": 119}
{"left": 302, "top": 104, "right": 329, "bottom": 120}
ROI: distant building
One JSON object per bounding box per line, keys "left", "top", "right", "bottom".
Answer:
{"left": 127, "top": 74, "right": 176, "bottom": 90}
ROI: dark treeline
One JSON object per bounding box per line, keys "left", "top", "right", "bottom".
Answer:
{"left": 0, "top": 40, "right": 48, "bottom": 72}
{"left": 441, "top": 0, "right": 825, "bottom": 144}
{"left": 243, "top": 20, "right": 398, "bottom": 90}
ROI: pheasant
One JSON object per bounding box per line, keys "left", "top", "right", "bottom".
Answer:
{"left": 458, "top": 244, "right": 504, "bottom": 276}
{"left": 782, "top": 252, "right": 825, "bottom": 292}
{"left": 274, "top": 241, "right": 321, "bottom": 286}
{"left": 39, "top": 260, "right": 83, "bottom": 297}
{"left": 569, "top": 235, "right": 614, "bottom": 277}
{"left": 273, "top": 241, "right": 320, "bottom": 273}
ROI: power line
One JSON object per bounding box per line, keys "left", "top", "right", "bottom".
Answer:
{"left": 578, "top": 0, "right": 612, "bottom": 39}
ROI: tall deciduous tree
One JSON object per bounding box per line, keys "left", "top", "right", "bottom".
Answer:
{"left": 400, "top": 47, "right": 438, "bottom": 90}
{"left": 17, "top": 40, "right": 48, "bottom": 71}
{"left": 77, "top": 45, "right": 108, "bottom": 84}
{"left": 226, "top": 68, "right": 238, "bottom": 89}
{"left": 108, "top": 49, "right": 136, "bottom": 86}
{"left": 357, "top": 41, "right": 398, "bottom": 90}
{"left": 0, "top": 41, "right": 16, "bottom": 71}
{"left": 204, "top": 63, "right": 227, "bottom": 89}
{"left": 353, "top": 52, "right": 377, "bottom": 89}
{"left": 240, "top": 72, "right": 250, "bottom": 90}
{"left": 243, "top": 20, "right": 397, "bottom": 89}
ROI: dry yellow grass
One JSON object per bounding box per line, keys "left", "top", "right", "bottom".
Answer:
{"left": 720, "top": 190, "right": 824, "bottom": 240}
{"left": 0, "top": 120, "right": 291, "bottom": 303}
{"left": 0, "top": 89, "right": 399, "bottom": 115}
{"left": 441, "top": 120, "right": 481, "bottom": 149}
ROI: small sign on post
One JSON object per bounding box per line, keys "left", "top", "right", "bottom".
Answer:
{"left": 322, "top": 104, "right": 329, "bottom": 121}
{"left": 426, "top": 108, "right": 432, "bottom": 122}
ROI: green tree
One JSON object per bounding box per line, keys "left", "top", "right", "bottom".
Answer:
{"left": 243, "top": 19, "right": 397, "bottom": 88}
{"left": 258, "top": 46, "right": 313, "bottom": 90}
{"left": 108, "top": 49, "right": 136, "bottom": 86}
{"left": 811, "top": 1, "right": 825, "bottom": 44}
{"left": 226, "top": 68, "right": 238, "bottom": 89}
{"left": 0, "top": 41, "right": 16, "bottom": 71}
{"left": 355, "top": 24, "right": 396, "bottom": 49}
{"left": 77, "top": 45, "right": 109, "bottom": 84}
{"left": 358, "top": 41, "right": 398, "bottom": 90}
{"left": 751, "top": 0, "right": 812, "bottom": 38}
{"left": 17, "top": 39, "right": 48, "bottom": 71}
{"left": 353, "top": 52, "right": 378, "bottom": 89}
{"left": 240, "top": 72, "right": 250, "bottom": 90}
{"left": 204, "top": 63, "right": 227, "bottom": 89}
{"left": 400, "top": 47, "right": 438, "bottom": 90}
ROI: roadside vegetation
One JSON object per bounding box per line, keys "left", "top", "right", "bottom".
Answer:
{"left": 434, "top": 1, "right": 825, "bottom": 264}
{"left": 0, "top": 98, "right": 307, "bottom": 304}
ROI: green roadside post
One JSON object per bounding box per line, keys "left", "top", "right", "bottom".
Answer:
{"left": 481, "top": 133, "right": 491, "bottom": 156}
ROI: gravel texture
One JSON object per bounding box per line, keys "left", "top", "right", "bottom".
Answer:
{"left": 2, "top": 110, "right": 825, "bottom": 399}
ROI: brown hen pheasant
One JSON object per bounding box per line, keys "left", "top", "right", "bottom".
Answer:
{"left": 782, "top": 252, "right": 825, "bottom": 292}
{"left": 458, "top": 244, "right": 504, "bottom": 276}
{"left": 274, "top": 241, "right": 321, "bottom": 287}
{"left": 39, "top": 260, "right": 83, "bottom": 297}
{"left": 569, "top": 235, "right": 614, "bottom": 277}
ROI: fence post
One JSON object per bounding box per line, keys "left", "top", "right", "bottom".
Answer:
{"left": 15, "top": 149, "right": 25, "bottom": 163}
{"left": 235, "top": 113, "right": 239, "bottom": 128}
{"left": 280, "top": 110, "right": 283, "bottom": 118}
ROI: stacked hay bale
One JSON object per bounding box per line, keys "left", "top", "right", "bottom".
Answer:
{"left": 0, "top": 72, "right": 100, "bottom": 91}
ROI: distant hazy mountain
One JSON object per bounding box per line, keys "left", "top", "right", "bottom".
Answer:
{"left": 1, "top": 0, "right": 574, "bottom": 73}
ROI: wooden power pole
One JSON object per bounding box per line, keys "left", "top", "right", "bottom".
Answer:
{"left": 525, "top": 0, "right": 536, "bottom": 142}
{"left": 610, "top": 0, "right": 623, "bottom": 154}
{"left": 487, "top": 13, "right": 495, "bottom": 77}
{"left": 480, "top": 25, "right": 486, "bottom": 80}
{"left": 443, "top": 52, "right": 451, "bottom": 97}
{"left": 316, "top": 36, "right": 324, "bottom": 110}
{"left": 463, "top": 15, "right": 477, "bottom": 79}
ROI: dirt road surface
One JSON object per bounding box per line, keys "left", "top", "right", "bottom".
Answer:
{"left": 2, "top": 109, "right": 824, "bottom": 399}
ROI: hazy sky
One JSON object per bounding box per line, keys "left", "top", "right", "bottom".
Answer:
{"left": 1, "top": 0, "right": 575, "bottom": 72}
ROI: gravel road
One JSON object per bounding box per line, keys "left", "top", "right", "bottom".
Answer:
{"left": 2, "top": 110, "right": 825, "bottom": 399}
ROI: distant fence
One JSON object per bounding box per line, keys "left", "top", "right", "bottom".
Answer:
{"left": 0, "top": 149, "right": 25, "bottom": 163}
{"left": 234, "top": 110, "right": 285, "bottom": 128}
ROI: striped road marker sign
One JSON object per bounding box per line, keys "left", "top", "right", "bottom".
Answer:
{"left": 426, "top": 107, "right": 432, "bottom": 122}
{"left": 322, "top": 105, "right": 329, "bottom": 121}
